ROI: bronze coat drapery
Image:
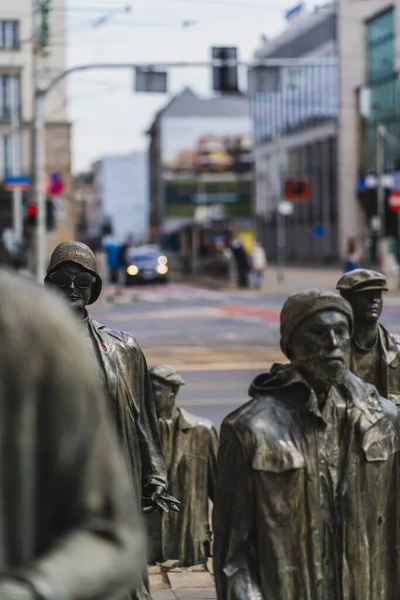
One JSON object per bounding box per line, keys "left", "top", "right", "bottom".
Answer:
{"left": 213, "top": 366, "right": 400, "bottom": 600}
{"left": 87, "top": 316, "right": 167, "bottom": 600}
{"left": 147, "top": 409, "right": 218, "bottom": 567}
{"left": 88, "top": 316, "right": 167, "bottom": 499}
{"left": 0, "top": 269, "right": 145, "bottom": 600}
{"left": 349, "top": 323, "right": 400, "bottom": 408}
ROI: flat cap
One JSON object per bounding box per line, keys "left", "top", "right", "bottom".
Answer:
{"left": 336, "top": 269, "right": 388, "bottom": 295}
{"left": 149, "top": 364, "right": 186, "bottom": 387}
{"left": 280, "top": 289, "right": 353, "bottom": 358}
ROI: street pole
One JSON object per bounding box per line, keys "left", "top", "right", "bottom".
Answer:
{"left": 277, "top": 210, "right": 285, "bottom": 283}
{"left": 10, "top": 72, "right": 22, "bottom": 248}
{"left": 34, "top": 88, "right": 46, "bottom": 283}
{"left": 376, "top": 124, "right": 386, "bottom": 267}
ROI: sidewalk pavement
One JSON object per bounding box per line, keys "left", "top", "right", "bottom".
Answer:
{"left": 149, "top": 564, "right": 216, "bottom": 600}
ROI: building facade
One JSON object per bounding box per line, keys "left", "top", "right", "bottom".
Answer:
{"left": 0, "top": 0, "right": 73, "bottom": 255}
{"left": 92, "top": 152, "right": 149, "bottom": 245}
{"left": 339, "top": 0, "right": 400, "bottom": 257}
{"left": 251, "top": 3, "right": 339, "bottom": 264}
{"left": 148, "top": 88, "right": 253, "bottom": 245}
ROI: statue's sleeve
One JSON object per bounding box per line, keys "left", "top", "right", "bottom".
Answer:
{"left": 208, "top": 426, "right": 219, "bottom": 503}
{"left": 14, "top": 345, "right": 145, "bottom": 600}
{"left": 213, "top": 421, "right": 263, "bottom": 600}
{"left": 129, "top": 337, "right": 168, "bottom": 490}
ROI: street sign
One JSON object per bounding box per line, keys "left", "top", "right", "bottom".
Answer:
{"left": 312, "top": 225, "right": 325, "bottom": 238}
{"left": 4, "top": 175, "right": 31, "bottom": 190}
{"left": 284, "top": 177, "right": 311, "bottom": 201}
{"left": 389, "top": 190, "right": 400, "bottom": 213}
{"left": 278, "top": 200, "right": 294, "bottom": 216}
{"left": 135, "top": 68, "right": 168, "bottom": 93}
{"left": 46, "top": 172, "right": 64, "bottom": 195}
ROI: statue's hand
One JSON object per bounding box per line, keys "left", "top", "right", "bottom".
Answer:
{"left": 0, "top": 580, "right": 37, "bottom": 600}
{"left": 142, "top": 484, "right": 180, "bottom": 514}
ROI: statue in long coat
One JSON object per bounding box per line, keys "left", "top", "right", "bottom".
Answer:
{"left": 213, "top": 289, "right": 400, "bottom": 600}
{"left": 0, "top": 268, "right": 145, "bottom": 600}
{"left": 147, "top": 365, "right": 218, "bottom": 567}
{"left": 45, "top": 242, "right": 179, "bottom": 600}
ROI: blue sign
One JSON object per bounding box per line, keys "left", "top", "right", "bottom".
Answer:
{"left": 312, "top": 225, "right": 325, "bottom": 238}
{"left": 285, "top": 3, "right": 304, "bottom": 21}
{"left": 4, "top": 175, "right": 31, "bottom": 190}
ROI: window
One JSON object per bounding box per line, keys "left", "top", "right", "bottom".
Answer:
{"left": 366, "top": 8, "right": 394, "bottom": 84}
{"left": 0, "top": 75, "right": 20, "bottom": 119}
{"left": 0, "top": 134, "right": 10, "bottom": 179}
{"left": 0, "top": 21, "right": 19, "bottom": 50}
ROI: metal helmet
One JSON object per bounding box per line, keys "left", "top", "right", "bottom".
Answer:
{"left": 45, "top": 241, "right": 102, "bottom": 305}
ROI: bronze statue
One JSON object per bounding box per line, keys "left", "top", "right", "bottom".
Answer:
{"left": 0, "top": 268, "right": 145, "bottom": 600}
{"left": 213, "top": 289, "right": 400, "bottom": 600}
{"left": 337, "top": 268, "right": 400, "bottom": 406}
{"left": 44, "top": 241, "right": 178, "bottom": 600}
{"left": 147, "top": 365, "right": 218, "bottom": 567}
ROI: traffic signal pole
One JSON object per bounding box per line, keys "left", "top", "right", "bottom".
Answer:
{"left": 33, "top": 57, "right": 337, "bottom": 283}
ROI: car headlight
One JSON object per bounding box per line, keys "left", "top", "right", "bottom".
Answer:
{"left": 156, "top": 264, "right": 168, "bottom": 275}
{"left": 127, "top": 265, "right": 139, "bottom": 276}
{"left": 158, "top": 255, "right": 168, "bottom": 266}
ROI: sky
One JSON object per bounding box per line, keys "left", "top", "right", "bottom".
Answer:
{"left": 66, "top": 0, "right": 314, "bottom": 172}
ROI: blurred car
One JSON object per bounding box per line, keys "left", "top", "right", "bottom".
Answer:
{"left": 125, "top": 246, "right": 169, "bottom": 285}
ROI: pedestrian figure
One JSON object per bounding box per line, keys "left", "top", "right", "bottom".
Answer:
{"left": 147, "top": 365, "right": 218, "bottom": 567}
{"left": 337, "top": 268, "right": 400, "bottom": 407}
{"left": 251, "top": 241, "right": 267, "bottom": 290}
{"left": 0, "top": 268, "right": 145, "bottom": 600}
{"left": 344, "top": 237, "right": 361, "bottom": 272}
{"left": 231, "top": 239, "right": 251, "bottom": 289}
{"left": 45, "top": 241, "right": 179, "bottom": 600}
{"left": 214, "top": 289, "right": 400, "bottom": 600}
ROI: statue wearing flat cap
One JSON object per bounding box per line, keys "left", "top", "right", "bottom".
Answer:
{"left": 337, "top": 268, "right": 400, "bottom": 407}
{"left": 147, "top": 365, "right": 218, "bottom": 567}
{"left": 45, "top": 242, "right": 179, "bottom": 600}
{"left": 213, "top": 289, "right": 400, "bottom": 600}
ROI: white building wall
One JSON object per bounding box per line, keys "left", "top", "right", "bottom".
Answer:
{"left": 95, "top": 153, "right": 149, "bottom": 243}
{"left": 338, "top": 0, "right": 400, "bottom": 256}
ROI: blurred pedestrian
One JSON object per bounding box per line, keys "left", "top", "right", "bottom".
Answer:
{"left": 344, "top": 237, "right": 361, "bottom": 272}
{"left": 231, "top": 239, "right": 251, "bottom": 288}
{"left": 104, "top": 236, "right": 122, "bottom": 287}
{"left": 251, "top": 241, "right": 267, "bottom": 290}
{"left": 0, "top": 268, "right": 145, "bottom": 600}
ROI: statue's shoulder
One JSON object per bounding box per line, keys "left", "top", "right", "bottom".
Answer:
{"left": 89, "top": 318, "right": 142, "bottom": 355}
{"left": 223, "top": 393, "right": 286, "bottom": 441}
{"left": 179, "top": 408, "right": 216, "bottom": 433}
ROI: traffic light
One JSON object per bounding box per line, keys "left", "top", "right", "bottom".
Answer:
{"left": 46, "top": 198, "right": 55, "bottom": 231}
{"left": 27, "top": 203, "right": 37, "bottom": 227}
{"left": 284, "top": 178, "right": 311, "bottom": 201}
{"left": 212, "top": 47, "right": 239, "bottom": 94}
{"left": 39, "top": 0, "right": 51, "bottom": 57}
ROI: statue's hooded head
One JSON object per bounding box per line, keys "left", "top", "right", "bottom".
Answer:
{"left": 280, "top": 289, "right": 354, "bottom": 388}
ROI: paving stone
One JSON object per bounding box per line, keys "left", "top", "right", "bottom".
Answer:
{"left": 149, "top": 573, "right": 170, "bottom": 591}
{"left": 161, "top": 559, "right": 180, "bottom": 570}
{"left": 168, "top": 571, "right": 215, "bottom": 589}
{"left": 148, "top": 565, "right": 162, "bottom": 575}
{"left": 173, "top": 590, "right": 217, "bottom": 599}
{"left": 152, "top": 590, "right": 177, "bottom": 600}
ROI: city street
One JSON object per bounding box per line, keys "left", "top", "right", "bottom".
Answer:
{"left": 92, "top": 280, "right": 400, "bottom": 430}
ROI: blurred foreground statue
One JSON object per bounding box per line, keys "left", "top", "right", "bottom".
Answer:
{"left": 148, "top": 365, "right": 218, "bottom": 567}
{"left": 45, "top": 242, "right": 179, "bottom": 600}
{"left": 337, "top": 268, "right": 400, "bottom": 406}
{"left": 0, "top": 268, "right": 144, "bottom": 600}
{"left": 214, "top": 289, "right": 400, "bottom": 600}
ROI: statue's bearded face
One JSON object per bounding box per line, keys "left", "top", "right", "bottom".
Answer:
{"left": 47, "top": 262, "right": 94, "bottom": 315}
{"left": 289, "top": 310, "right": 351, "bottom": 386}
{"left": 151, "top": 377, "right": 178, "bottom": 420}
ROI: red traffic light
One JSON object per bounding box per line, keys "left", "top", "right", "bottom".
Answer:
{"left": 28, "top": 204, "right": 37, "bottom": 216}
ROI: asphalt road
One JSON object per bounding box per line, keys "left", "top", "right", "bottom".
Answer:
{"left": 91, "top": 282, "right": 400, "bottom": 431}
